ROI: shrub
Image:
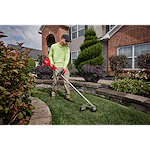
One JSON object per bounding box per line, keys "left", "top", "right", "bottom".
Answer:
{"left": 80, "top": 39, "right": 99, "bottom": 51}
{"left": 110, "top": 77, "right": 150, "bottom": 96}
{"left": 137, "top": 53, "right": 150, "bottom": 81}
{"left": 34, "top": 65, "right": 53, "bottom": 79}
{"left": 109, "top": 55, "right": 128, "bottom": 77}
{"left": 67, "top": 60, "right": 73, "bottom": 71}
{"left": 127, "top": 70, "right": 148, "bottom": 81}
{"left": 37, "top": 54, "right": 42, "bottom": 66}
{"left": 0, "top": 40, "right": 35, "bottom": 125}
{"left": 81, "top": 64, "right": 105, "bottom": 83}
{"left": 26, "top": 58, "right": 36, "bottom": 74}
{"left": 84, "top": 28, "right": 96, "bottom": 37}
{"left": 74, "top": 28, "right": 104, "bottom": 74}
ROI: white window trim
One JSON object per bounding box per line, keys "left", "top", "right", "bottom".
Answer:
{"left": 117, "top": 42, "right": 150, "bottom": 70}
{"left": 71, "top": 50, "right": 81, "bottom": 64}
{"left": 71, "top": 25, "right": 85, "bottom": 40}
{"left": 132, "top": 45, "right": 135, "bottom": 69}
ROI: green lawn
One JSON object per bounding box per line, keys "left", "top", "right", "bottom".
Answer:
{"left": 31, "top": 88, "right": 150, "bottom": 125}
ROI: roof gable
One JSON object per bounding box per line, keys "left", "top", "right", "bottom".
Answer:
{"left": 100, "top": 25, "right": 123, "bottom": 41}
{"left": 38, "top": 22, "right": 69, "bottom": 34}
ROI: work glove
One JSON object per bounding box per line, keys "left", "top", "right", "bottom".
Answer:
{"left": 57, "top": 68, "right": 65, "bottom": 76}
{"left": 50, "top": 64, "right": 57, "bottom": 70}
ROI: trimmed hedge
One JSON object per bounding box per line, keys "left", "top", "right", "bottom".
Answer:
{"left": 74, "top": 28, "right": 104, "bottom": 74}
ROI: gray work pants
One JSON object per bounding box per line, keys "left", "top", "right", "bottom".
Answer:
{"left": 51, "top": 67, "right": 70, "bottom": 98}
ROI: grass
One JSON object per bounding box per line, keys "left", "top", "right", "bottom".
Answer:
{"left": 31, "top": 88, "right": 150, "bottom": 125}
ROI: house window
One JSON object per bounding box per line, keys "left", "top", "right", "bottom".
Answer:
{"left": 118, "top": 43, "right": 150, "bottom": 69}
{"left": 71, "top": 25, "right": 85, "bottom": 39}
{"left": 71, "top": 50, "right": 81, "bottom": 64}
{"left": 106, "top": 25, "right": 115, "bottom": 33}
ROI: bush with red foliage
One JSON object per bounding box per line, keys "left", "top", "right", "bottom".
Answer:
{"left": 0, "top": 32, "right": 35, "bottom": 125}
{"left": 137, "top": 53, "right": 150, "bottom": 81}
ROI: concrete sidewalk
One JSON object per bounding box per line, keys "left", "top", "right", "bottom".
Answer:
{"left": 70, "top": 77, "right": 113, "bottom": 86}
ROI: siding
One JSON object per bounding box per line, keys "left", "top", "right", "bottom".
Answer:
{"left": 68, "top": 36, "right": 84, "bottom": 52}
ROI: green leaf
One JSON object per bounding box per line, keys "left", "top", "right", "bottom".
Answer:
{"left": 5, "top": 100, "right": 9, "bottom": 103}
{"left": 22, "top": 111, "right": 26, "bottom": 116}
{"left": 23, "top": 121, "right": 28, "bottom": 125}
{"left": 18, "top": 91, "right": 23, "bottom": 96}
{"left": 0, "top": 86, "right": 6, "bottom": 91}
{"left": 12, "top": 69, "right": 19, "bottom": 74}
{"left": 18, "top": 112, "right": 24, "bottom": 119}
{"left": 16, "top": 99, "right": 22, "bottom": 106}
{"left": 0, "top": 69, "right": 2, "bottom": 74}
{"left": 0, "top": 101, "right": 6, "bottom": 105}
{"left": 27, "top": 109, "right": 32, "bottom": 115}
{"left": 0, "top": 105, "right": 3, "bottom": 110}
{"left": 4, "top": 106, "right": 9, "bottom": 113}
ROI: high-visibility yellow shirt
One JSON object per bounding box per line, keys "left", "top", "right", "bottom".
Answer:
{"left": 48, "top": 42, "right": 70, "bottom": 69}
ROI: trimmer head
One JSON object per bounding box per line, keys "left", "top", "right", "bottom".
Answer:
{"left": 80, "top": 104, "right": 97, "bottom": 112}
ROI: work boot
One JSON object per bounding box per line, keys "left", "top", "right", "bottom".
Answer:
{"left": 66, "top": 97, "right": 74, "bottom": 102}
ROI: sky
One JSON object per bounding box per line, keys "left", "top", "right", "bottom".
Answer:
{"left": 0, "top": 25, "right": 42, "bottom": 50}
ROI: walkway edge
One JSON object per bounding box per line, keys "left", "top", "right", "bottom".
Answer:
{"left": 28, "top": 96, "right": 52, "bottom": 125}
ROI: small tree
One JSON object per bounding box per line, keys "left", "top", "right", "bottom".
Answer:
{"left": 137, "top": 53, "right": 150, "bottom": 81}
{"left": 109, "top": 55, "right": 128, "bottom": 77}
{"left": 74, "top": 28, "right": 104, "bottom": 74}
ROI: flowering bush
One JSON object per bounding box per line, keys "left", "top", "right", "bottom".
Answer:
{"left": 137, "top": 53, "right": 150, "bottom": 81}
{"left": 127, "top": 70, "right": 148, "bottom": 81}
{"left": 34, "top": 65, "right": 53, "bottom": 79}
{"left": 109, "top": 55, "right": 128, "bottom": 77}
{"left": 81, "top": 64, "right": 105, "bottom": 83}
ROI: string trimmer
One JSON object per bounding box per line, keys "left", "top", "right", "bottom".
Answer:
{"left": 42, "top": 55, "right": 97, "bottom": 112}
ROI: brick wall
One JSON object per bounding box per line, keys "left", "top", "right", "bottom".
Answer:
{"left": 108, "top": 25, "right": 150, "bottom": 76}
{"left": 42, "top": 25, "right": 68, "bottom": 56}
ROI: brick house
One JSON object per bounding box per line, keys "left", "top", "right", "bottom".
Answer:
{"left": 100, "top": 25, "right": 150, "bottom": 76}
{"left": 38, "top": 25, "right": 113, "bottom": 74}
{"left": 38, "top": 25, "right": 69, "bottom": 56}
{"left": 38, "top": 25, "right": 150, "bottom": 76}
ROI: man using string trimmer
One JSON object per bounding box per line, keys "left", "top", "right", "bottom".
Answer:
{"left": 47, "top": 34, "right": 74, "bottom": 102}
{"left": 42, "top": 35, "right": 97, "bottom": 112}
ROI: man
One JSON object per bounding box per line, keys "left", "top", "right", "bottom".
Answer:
{"left": 48, "top": 34, "right": 74, "bottom": 102}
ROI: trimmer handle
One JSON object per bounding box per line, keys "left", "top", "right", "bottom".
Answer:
{"left": 57, "top": 70, "right": 64, "bottom": 76}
